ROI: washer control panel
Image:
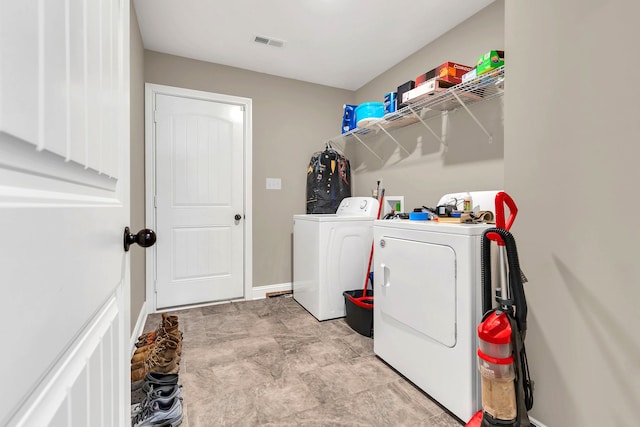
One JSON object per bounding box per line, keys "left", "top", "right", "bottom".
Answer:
{"left": 336, "top": 197, "right": 379, "bottom": 217}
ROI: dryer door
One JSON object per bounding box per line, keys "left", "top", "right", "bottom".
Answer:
{"left": 377, "top": 237, "right": 457, "bottom": 347}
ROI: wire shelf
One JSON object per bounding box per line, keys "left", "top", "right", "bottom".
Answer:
{"left": 330, "top": 65, "right": 504, "bottom": 150}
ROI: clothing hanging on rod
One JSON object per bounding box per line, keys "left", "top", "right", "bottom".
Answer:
{"left": 306, "top": 144, "right": 351, "bottom": 214}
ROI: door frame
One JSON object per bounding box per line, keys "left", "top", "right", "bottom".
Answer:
{"left": 144, "top": 83, "right": 253, "bottom": 312}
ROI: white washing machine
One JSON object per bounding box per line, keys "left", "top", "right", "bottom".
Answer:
{"left": 293, "top": 197, "right": 379, "bottom": 321}
{"left": 373, "top": 220, "right": 491, "bottom": 422}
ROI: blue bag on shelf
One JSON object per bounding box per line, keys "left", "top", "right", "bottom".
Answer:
{"left": 341, "top": 104, "right": 357, "bottom": 134}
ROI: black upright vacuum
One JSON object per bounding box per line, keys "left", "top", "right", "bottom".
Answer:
{"left": 466, "top": 193, "right": 534, "bottom": 427}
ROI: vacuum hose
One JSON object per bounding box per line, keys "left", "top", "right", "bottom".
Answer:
{"left": 481, "top": 228, "right": 528, "bottom": 337}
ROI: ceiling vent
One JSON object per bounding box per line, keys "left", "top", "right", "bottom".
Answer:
{"left": 254, "top": 35, "right": 285, "bottom": 48}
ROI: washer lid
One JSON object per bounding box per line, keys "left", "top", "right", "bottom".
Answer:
{"left": 294, "top": 214, "right": 375, "bottom": 222}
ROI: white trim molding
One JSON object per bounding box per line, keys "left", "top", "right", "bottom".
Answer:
{"left": 130, "top": 300, "right": 149, "bottom": 356}
{"left": 530, "top": 417, "right": 547, "bottom": 427}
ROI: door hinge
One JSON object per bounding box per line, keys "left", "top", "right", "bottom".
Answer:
{"left": 154, "top": 195, "right": 158, "bottom": 208}
{"left": 153, "top": 109, "right": 158, "bottom": 123}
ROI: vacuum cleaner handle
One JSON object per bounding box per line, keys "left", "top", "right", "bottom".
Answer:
{"left": 488, "top": 192, "right": 518, "bottom": 246}
{"left": 495, "top": 191, "right": 518, "bottom": 231}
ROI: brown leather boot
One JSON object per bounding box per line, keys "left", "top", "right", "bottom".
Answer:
{"left": 132, "top": 336, "right": 180, "bottom": 368}
{"left": 134, "top": 327, "right": 182, "bottom": 360}
{"left": 131, "top": 340, "right": 180, "bottom": 382}
{"left": 131, "top": 357, "right": 179, "bottom": 382}
{"left": 134, "top": 320, "right": 182, "bottom": 355}
{"left": 131, "top": 332, "right": 182, "bottom": 364}
{"left": 135, "top": 316, "right": 163, "bottom": 348}
{"left": 135, "top": 314, "right": 179, "bottom": 348}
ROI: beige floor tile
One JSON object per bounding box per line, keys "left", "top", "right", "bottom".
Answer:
{"left": 135, "top": 296, "right": 463, "bottom": 426}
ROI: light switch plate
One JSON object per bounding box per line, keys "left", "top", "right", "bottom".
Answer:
{"left": 266, "top": 178, "right": 281, "bottom": 190}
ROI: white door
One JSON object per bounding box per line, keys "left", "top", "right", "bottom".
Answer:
{"left": 0, "top": 1, "right": 130, "bottom": 426}
{"left": 148, "top": 87, "right": 249, "bottom": 309}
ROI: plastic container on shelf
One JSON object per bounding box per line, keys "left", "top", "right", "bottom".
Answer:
{"left": 355, "top": 102, "right": 384, "bottom": 128}
{"left": 384, "top": 92, "right": 397, "bottom": 113}
{"left": 341, "top": 104, "right": 357, "bottom": 134}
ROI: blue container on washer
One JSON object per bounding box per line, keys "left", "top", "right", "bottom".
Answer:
{"left": 384, "top": 92, "right": 397, "bottom": 114}
{"left": 341, "top": 104, "right": 357, "bottom": 134}
{"left": 355, "top": 102, "right": 385, "bottom": 128}
{"left": 409, "top": 211, "right": 430, "bottom": 221}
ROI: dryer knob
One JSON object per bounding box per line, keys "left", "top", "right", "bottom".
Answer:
{"left": 380, "top": 239, "right": 386, "bottom": 248}
{"left": 360, "top": 200, "right": 368, "bottom": 209}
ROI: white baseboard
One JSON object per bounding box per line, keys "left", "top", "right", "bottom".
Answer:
{"left": 130, "top": 300, "right": 149, "bottom": 356}
{"left": 530, "top": 416, "right": 547, "bottom": 427}
{"left": 252, "top": 282, "right": 292, "bottom": 300}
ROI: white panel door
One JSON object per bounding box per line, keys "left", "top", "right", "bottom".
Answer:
{"left": 0, "top": 0, "right": 130, "bottom": 425}
{"left": 154, "top": 93, "right": 245, "bottom": 308}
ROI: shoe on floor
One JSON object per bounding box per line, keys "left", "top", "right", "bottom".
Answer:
{"left": 131, "top": 384, "right": 182, "bottom": 417}
{"left": 131, "top": 372, "right": 180, "bottom": 404}
{"left": 131, "top": 341, "right": 180, "bottom": 382}
{"left": 135, "top": 314, "right": 179, "bottom": 348}
{"left": 132, "top": 333, "right": 182, "bottom": 364}
{"left": 131, "top": 395, "right": 183, "bottom": 427}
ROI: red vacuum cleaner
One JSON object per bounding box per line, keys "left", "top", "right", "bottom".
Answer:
{"left": 466, "top": 192, "right": 534, "bottom": 427}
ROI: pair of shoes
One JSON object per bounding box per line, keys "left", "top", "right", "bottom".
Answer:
{"left": 131, "top": 340, "right": 181, "bottom": 382}
{"left": 132, "top": 372, "right": 179, "bottom": 405}
{"left": 131, "top": 337, "right": 181, "bottom": 370}
{"left": 132, "top": 331, "right": 182, "bottom": 364}
{"left": 131, "top": 393, "right": 183, "bottom": 427}
{"left": 131, "top": 384, "right": 182, "bottom": 417}
{"left": 132, "top": 372, "right": 180, "bottom": 405}
{"left": 135, "top": 318, "right": 182, "bottom": 357}
{"left": 135, "top": 314, "right": 179, "bottom": 348}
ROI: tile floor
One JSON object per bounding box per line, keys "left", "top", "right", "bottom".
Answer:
{"left": 139, "top": 296, "right": 463, "bottom": 426}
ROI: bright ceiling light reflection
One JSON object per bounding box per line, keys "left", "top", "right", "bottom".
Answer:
{"left": 230, "top": 106, "right": 243, "bottom": 123}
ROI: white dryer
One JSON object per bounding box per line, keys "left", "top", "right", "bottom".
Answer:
{"left": 293, "top": 197, "right": 379, "bottom": 321}
{"left": 373, "top": 220, "right": 491, "bottom": 422}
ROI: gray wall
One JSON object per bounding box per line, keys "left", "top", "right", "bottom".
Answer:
{"left": 505, "top": 1, "right": 640, "bottom": 425}
{"left": 347, "top": 1, "right": 505, "bottom": 208}
{"left": 144, "top": 52, "right": 355, "bottom": 288}
{"left": 130, "top": 3, "right": 145, "bottom": 333}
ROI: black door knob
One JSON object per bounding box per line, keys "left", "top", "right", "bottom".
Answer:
{"left": 234, "top": 214, "right": 242, "bottom": 221}
{"left": 124, "top": 227, "right": 157, "bottom": 252}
